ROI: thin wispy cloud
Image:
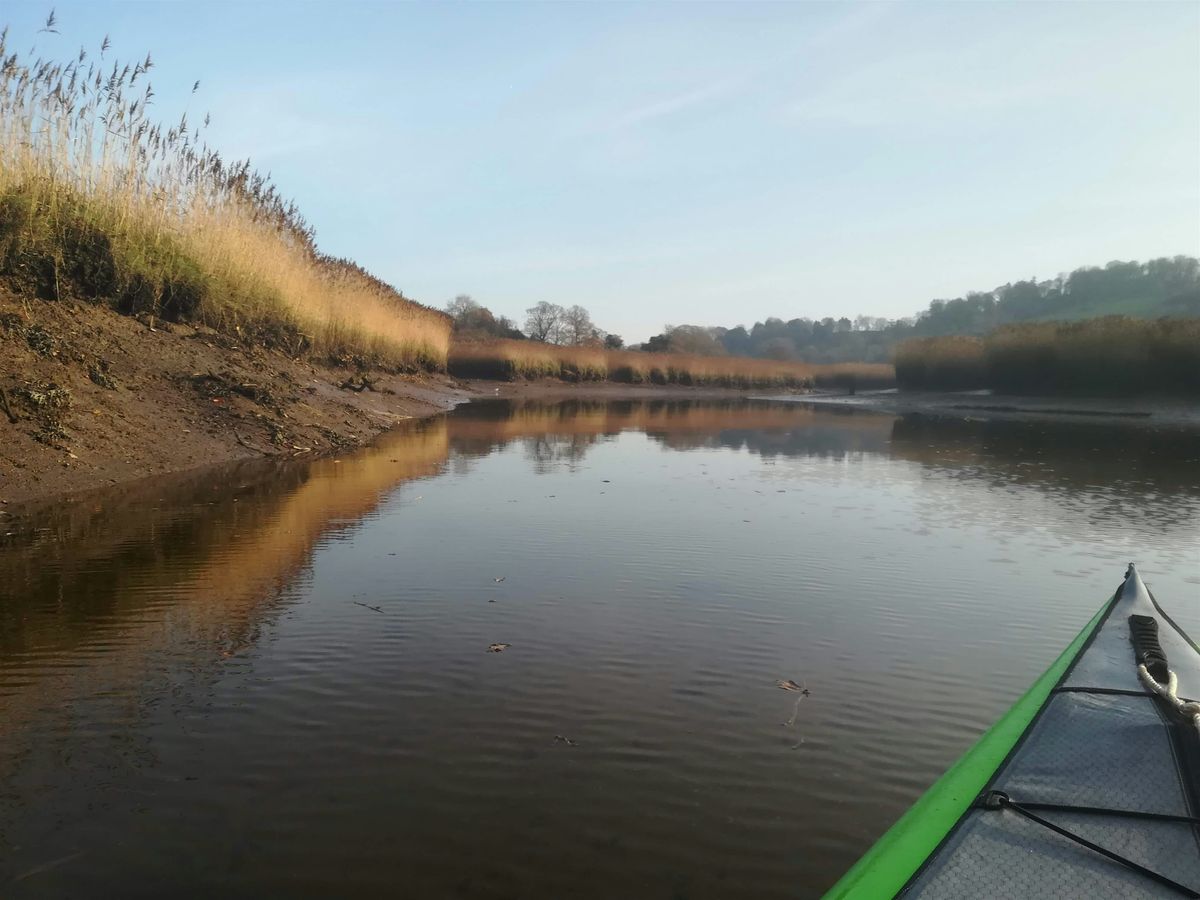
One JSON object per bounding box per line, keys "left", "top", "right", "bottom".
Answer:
{"left": 788, "top": 68, "right": 1083, "bottom": 129}
{"left": 784, "top": 12, "right": 1194, "bottom": 130}
{"left": 589, "top": 4, "right": 895, "bottom": 137}
{"left": 603, "top": 76, "right": 743, "bottom": 133}
{"left": 205, "top": 73, "right": 370, "bottom": 164}
{"left": 787, "top": 39, "right": 1099, "bottom": 128}
{"left": 801, "top": 1, "right": 895, "bottom": 50}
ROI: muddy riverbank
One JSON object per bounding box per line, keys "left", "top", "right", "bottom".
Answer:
{"left": 9, "top": 292, "right": 1192, "bottom": 507}
{"left": 0, "top": 291, "right": 477, "bottom": 504}
{"left": 0, "top": 293, "right": 791, "bottom": 504}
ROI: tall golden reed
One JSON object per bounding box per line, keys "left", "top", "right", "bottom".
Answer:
{"left": 448, "top": 338, "right": 895, "bottom": 390}
{"left": 893, "top": 317, "right": 1200, "bottom": 395}
{"left": 0, "top": 22, "right": 450, "bottom": 369}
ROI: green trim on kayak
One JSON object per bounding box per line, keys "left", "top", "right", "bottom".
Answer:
{"left": 822, "top": 599, "right": 1112, "bottom": 899}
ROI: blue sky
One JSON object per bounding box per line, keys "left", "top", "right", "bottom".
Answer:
{"left": 7, "top": 1, "right": 1199, "bottom": 341}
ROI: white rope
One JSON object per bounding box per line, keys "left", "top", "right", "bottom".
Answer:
{"left": 1138, "top": 664, "right": 1200, "bottom": 738}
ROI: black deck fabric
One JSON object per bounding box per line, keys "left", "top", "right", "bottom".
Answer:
{"left": 902, "top": 567, "right": 1200, "bottom": 898}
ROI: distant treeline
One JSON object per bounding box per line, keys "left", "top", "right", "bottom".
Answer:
{"left": 894, "top": 317, "right": 1200, "bottom": 396}
{"left": 446, "top": 257, "right": 1199, "bottom": 368}
{"left": 648, "top": 256, "right": 1199, "bottom": 364}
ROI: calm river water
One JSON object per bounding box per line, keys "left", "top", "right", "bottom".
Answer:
{"left": 2, "top": 399, "right": 1198, "bottom": 898}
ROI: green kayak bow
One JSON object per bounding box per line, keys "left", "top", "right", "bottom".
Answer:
{"left": 825, "top": 564, "right": 1200, "bottom": 899}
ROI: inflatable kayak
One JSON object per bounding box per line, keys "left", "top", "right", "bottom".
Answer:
{"left": 826, "top": 564, "right": 1200, "bottom": 898}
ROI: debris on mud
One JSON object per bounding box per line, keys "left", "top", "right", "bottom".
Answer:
{"left": 232, "top": 381, "right": 274, "bottom": 404}
{"left": 188, "top": 372, "right": 231, "bottom": 399}
{"left": 24, "top": 325, "right": 55, "bottom": 357}
{"left": 339, "top": 373, "right": 379, "bottom": 393}
{"left": 0, "top": 387, "right": 18, "bottom": 424}
{"left": 0, "top": 311, "right": 25, "bottom": 338}
{"left": 88, "top": 360, "right": 117, "bottom": 390}
{"left": 16, "top": 384, "right": 72, "bottom": 415}
{"left": 188, "top": 372, "right": 281, "bottom": 410}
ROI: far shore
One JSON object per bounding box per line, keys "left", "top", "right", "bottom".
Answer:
{"left": 6, "top": 310, "right": 1197, "bottom": 511}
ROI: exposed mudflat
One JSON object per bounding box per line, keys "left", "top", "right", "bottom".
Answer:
{"left": 0, "top": 291, "right": 472, "bottom": 504}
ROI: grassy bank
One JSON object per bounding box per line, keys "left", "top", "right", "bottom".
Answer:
{"left": 0, "top": 25, "right": 449, "bottom": 370}
{"left": 449, "top": 339, "right": 895, "bottom": 390}
{"left": 894, "top": 317, "right": 1200, "bottom": 395}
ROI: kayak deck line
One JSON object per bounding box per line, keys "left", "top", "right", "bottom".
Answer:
{"left": 1053, "top": 685, "right": 1200, "bottom": 702}
{"left": 975, "top": 792, "right": 1200, "bottom": 899}
{"left": 824, "top": 564, "right": 1200, "bottom": 899}
{"left": 973, "top": 798, "right": 1200, "bottom": 827}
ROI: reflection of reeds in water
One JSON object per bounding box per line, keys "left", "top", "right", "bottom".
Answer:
{"left": 175, "top": 419, "right": 449, "bottom": 629}
{"left": 446, "top": 399, "right": 893, "bottom": 463}
{"left": 449, "top": 399, "right": 806, "bottom": 443}
{"left": 888, "top": 415, "right": 1200, "bottom": 531}
{"left": 0, "top": 401, "right": 890, "bottom": 746}
{"left": 5, "top": 403, "right": 863, "bottom": 672}
{"left": 0, "top": 418, "right": 449, "bottom": 736}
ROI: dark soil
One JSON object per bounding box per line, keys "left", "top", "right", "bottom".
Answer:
{"left": 0, "top": 290, "right": 471, "bottom": 504}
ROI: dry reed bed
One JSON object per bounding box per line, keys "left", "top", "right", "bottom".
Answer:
{"left": 894, "top": 317, "right": 1200, "bottom": 395}
{"left": 0, "top": 25, "right": 449, "bottom": 369}
{"left": 449, "top": 339, "right": 895, "bottom": 389}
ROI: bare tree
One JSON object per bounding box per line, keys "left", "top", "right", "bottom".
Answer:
{"left": 525, "top": 302, "right": 564, "bottom": 343}
{"left": 446, "top": 294, "right": 480, "bottom": 323}
{"left": 561, "top": 304, "right": 597, "bottom": 346}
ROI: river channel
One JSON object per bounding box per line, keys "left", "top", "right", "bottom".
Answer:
{"left": 2, "top": 398, "right": 1198, "bottom": 898}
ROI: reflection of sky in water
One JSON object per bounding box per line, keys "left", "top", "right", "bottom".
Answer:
{"left": 0, "top": 400, "right": 1197, "bottom": 898}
